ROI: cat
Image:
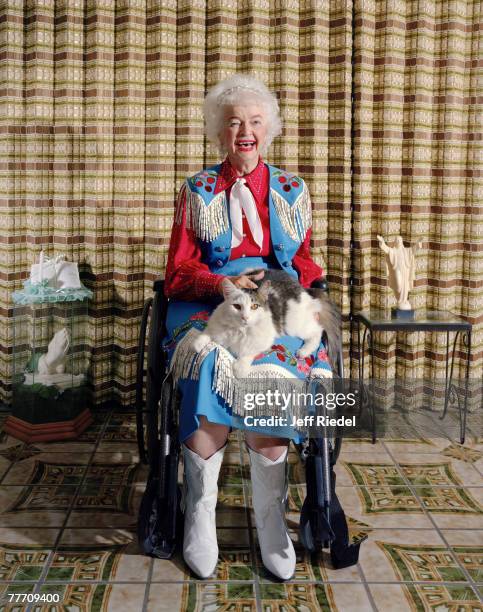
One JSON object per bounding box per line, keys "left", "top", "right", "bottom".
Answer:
{"left": 192, "top": 269, "right": 341, "bottom": 378}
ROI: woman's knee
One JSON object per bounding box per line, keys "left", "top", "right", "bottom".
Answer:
{"left": 198, "top": 415, "right": 230, "bottom": 437}
{"left": 184, "top": 416, "right": 230, "bottom": 459}
{"left": 245, "top": 432, "right": 289, "bottom": 461}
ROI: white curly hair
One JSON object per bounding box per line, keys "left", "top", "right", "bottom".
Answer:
{"left": 203, "top": 74, "right": 282, "bottom": 157}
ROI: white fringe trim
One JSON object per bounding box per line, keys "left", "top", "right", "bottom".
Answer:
{"left": 270, "top": 183, "right": 312, "bottom": 243}
{"left": 169, "top": 328, "right": 215, "bottom": 382}
{"left": 176, "top": 179, "right": 311, "bottom": 245}
{"left": 176, "top": 181, "right": 229, "bottom": 242}
{"left": 309, "top": 366, "right": 333, "bottom": 380}
{"left": 170, "top": 328, "right": 335, "bottom": 420}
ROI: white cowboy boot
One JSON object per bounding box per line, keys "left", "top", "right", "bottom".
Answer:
{"left": 182, "top": 443, "right": 226, "bottom": 578}
{"left": 248, "top": 446, "right": 296, "bottom": 580}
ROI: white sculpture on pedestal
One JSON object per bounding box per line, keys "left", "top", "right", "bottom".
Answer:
{"left": 38, "top": 328, "right": 70, "bottom": 374}
{"left": 24, "top": 327, "right": 84, "bottom": 390}
{"left": 377, "top": 235, "right": 422, "bottom": 312}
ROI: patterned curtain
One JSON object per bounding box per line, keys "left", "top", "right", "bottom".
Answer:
{"left": 351, "top": 0, "right": 482, "bottom": 410}
{"left": 0, "top": 1, "right": 351, "bottom": 406}
{"left": 0, "top": 1, "right": 479, "bottom": 407}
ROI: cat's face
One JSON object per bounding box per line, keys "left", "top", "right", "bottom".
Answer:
{"left": 221, "top": 281, "right": 268, "bottom": 327}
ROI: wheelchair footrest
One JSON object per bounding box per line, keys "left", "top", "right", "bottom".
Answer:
{"left": 330, "top": 535, "right": 367, "bottom": 569}
{"left": 299, "top": 499, "right": 335, "bottom": 552}
{"left": 300, "top": 453, "right": 366, "bottom": 568}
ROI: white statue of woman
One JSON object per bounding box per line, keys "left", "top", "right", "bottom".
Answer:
{"left": 377, "top": 235, "right": 422, "bottom": 311}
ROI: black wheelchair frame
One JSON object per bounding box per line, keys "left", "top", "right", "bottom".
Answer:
{"left": 135, "top": 278, "right": 365, "bottom": 570}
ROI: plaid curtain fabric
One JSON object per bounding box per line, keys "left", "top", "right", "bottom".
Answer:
{"left": 0, "top": 1, "right": 480, "bottom": 407}
{"left": 351, "top": 0, "right": 482, "bottom": 409}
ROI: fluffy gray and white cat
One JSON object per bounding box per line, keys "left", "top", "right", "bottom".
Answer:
{"left": 192, "top": 269, "right": 341, "bottom": 378}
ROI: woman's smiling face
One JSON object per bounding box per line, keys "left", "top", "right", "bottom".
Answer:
{"left": 219, "top": 102, "right": 268, "bottom": 173}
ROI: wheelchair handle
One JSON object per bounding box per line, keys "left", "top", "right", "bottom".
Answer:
{"left": 153, "top": 279, "right": 165, "bottom": 293}
{"left": 310, "top": 278, "right": 329, "bottom": 292}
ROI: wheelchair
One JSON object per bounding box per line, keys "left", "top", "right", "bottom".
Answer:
{"left": 135, "top": 277, "right": 365, "bottom": 571}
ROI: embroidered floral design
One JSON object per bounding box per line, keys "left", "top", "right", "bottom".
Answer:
{"left": 190, "top": 170, "right": 219, "bottom": 191}
{"left": 190, "top": 311, "right": 210, "bottom": 321}
{"left": 171, "top": 311, "right": 210, "bottom": 342}
{"left": 272, "top": 170, "right": 302, "bottom": 192}
{"left": 252, "top": 343, "right": 321, "bottom": 373}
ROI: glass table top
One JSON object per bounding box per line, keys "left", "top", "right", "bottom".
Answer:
{"left": 355, "top": 310, "right": 471, "bottom": 330}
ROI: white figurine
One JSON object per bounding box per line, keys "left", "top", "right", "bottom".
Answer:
{"left": 24, "top": 327, "right": 85, "bottom": 390}
{"left": 38, "top": 328, "right": 70, "bottom": 375}
{"left": 377, "top": 235, "right": 423, "bottom": 311}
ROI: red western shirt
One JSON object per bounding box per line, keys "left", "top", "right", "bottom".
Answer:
{"left": 165, "top": 157, "right": 323, "bottom": 300}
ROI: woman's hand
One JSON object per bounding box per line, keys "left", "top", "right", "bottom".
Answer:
{"left": 219, "top": 270, "right": 265, "bottom": 293}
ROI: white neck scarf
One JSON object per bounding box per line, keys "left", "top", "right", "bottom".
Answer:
{"left": 229, "top": 178, "right": 263, "bottom": 251}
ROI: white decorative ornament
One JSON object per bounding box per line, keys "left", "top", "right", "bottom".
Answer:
{"left": 377, "top": 235, "right": 423, "bottom": 313}
{"left": 37, "top": 328, "right": 70, "bottom": 376}
{"left": 24, "top": 327, "right": 85, "bottom": 390}
{"left": 30, "top": 250, "right": 81, "bottom": 289}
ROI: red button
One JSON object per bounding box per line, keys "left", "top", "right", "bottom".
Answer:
{"left": 283, "top": 185, "right": 291, "bottom": 192}
{"left": 205, "top": 186, "right": 212, "bottom": 192}
{"left": 195, "top": 181, "right": 203, "bottom": 187}
{"left": 207, "top": 177, "right": 215, "bottom": 184}
{"left": 278, "top": 176, "right": 286, "bottom": 183}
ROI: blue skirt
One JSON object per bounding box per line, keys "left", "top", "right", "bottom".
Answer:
{"left": 163, "top": 259, "right": 333, "bottom": 443}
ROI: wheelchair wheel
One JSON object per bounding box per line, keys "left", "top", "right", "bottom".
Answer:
{"left": 329, "top": 427, "right": 342, "bottom": 465}
{"left": 138, "top": 366, "right": 182, "bottom": 560}
{"left": 158, "top": 371, "right": 180, "bottom": 490}
{"left": 136, "top": 297, "right": 153, "bottom": 465}
{"left": 136, "top": 290, "right": 167, "bottom": 468}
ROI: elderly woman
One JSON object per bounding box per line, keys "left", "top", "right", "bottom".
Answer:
{"left": 164, "top": 74, "right": 331, "bottom": 580}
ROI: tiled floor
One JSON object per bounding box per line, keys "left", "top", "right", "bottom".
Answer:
{"left": 0, "top": 408, "right": 481, "bottom": 611}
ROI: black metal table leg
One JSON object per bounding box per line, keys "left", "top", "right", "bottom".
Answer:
{"left": 439, "top": 330, "right": 471, "bottom": 444}
{"left": 367, "top": 329, "right": 376, "bottom": 443}
{"left": 461, "top": 331, "right": 472, "bottom": 444}
{"left": 358, "top": 322, "right": 376, "bottom": 443}
{"left": 440, "top": 331, "right": 461, "bottom": 421}
{"left": 357, "top": 320, "right": 364, "bottom": 418}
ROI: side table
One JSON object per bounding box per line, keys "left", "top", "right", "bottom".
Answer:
{"left": 354, "top": 310, "right": 472, "bottom": 444}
